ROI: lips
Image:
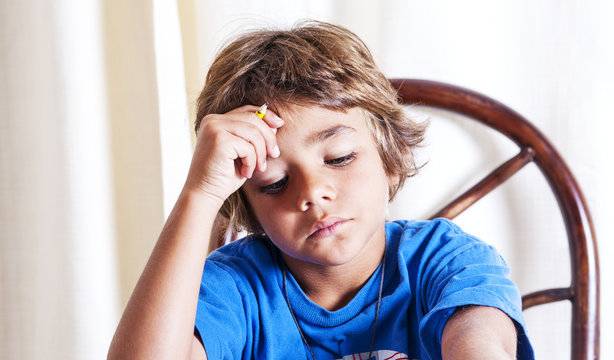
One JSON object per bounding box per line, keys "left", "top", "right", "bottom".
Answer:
{"left": 307, "top": 217, "right": 348, "bottom": 239}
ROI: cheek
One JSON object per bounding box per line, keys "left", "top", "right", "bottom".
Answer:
{"left": 249, "top": 198, "right": 293, "bottom": 237}
{"left": 249, "top": 200, "right": 275, "bottom": 226}
{"left": 339, "top": 167, "right": 389, "bottom": 216}
{"left": 353, "top": 155, "right": 390, "bottom": 193}
{"left": 241, "top": 189, "right": 277, "bottom": 233}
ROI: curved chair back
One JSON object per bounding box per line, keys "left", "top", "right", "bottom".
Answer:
{"left": 390, "top": 78, "right": 599, "bottom": 360}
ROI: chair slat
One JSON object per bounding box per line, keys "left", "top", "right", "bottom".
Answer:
{"left": 430, "top": 148, "right": 534, "bottom": 220}
{"left": 522, "top": 287, "right": 573, "bottom": 309}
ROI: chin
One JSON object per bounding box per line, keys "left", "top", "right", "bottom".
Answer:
{"left": 311, "top": 247, "right": 363, "bottom": 267}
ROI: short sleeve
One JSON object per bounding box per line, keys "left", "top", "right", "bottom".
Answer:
{"left": 414, "top": 219, "right": 534, "bottom": 359}
{"left": 194, "top": 259, "right": 247, "bottom": 360}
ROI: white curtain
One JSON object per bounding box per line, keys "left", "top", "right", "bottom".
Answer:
{"left": 0, "top": 0, "right": 191, "bottom": 358}
{"left": 1, "top": 0, "right": 612, "bottom": 359}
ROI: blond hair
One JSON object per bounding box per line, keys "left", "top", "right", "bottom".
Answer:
{"left": 195, "top": 20, "right": 426, "bottom": 234}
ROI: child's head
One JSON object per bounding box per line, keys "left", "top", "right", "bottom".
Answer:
{"left": 195, "top": 20, "right": 425, "bottom": 234}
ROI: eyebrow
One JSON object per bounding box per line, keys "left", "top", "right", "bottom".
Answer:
{"left": 305, "top": 125, "right": 356, "bottom": 145}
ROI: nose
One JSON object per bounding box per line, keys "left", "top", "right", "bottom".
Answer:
{"left": 295, "top": 170, "right": 336, "bottom": 211}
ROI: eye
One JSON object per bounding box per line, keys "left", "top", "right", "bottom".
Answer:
{"left": 325, "top": 152, "right": 357, "bottom": 167}
{"left": 260, "top": 176, "right": 288, "bottom": 194}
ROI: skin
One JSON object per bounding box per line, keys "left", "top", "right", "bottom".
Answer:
{"left": 242, "top": 105, "right": 389, "bottom": 310}
{"left": 107, "top": 104, "right": 517, "bottom": 360}
{"left": 107, "top": 105, "right": 283, "bottom": 360}
{"left": 442, "top": 306, "right": 518, "bottom": 359}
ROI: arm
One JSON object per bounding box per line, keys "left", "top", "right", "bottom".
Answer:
{"left": 441, "top": 306, "right": 517, "bottom": 360}
{"left": 107, "top": 188, "right": 217, "bottom": 360}
{"left": 107, "top": 105, "right": 283, "bottom": 360}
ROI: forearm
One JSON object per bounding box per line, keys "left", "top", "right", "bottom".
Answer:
{"left": 441, "top": 306, "right": 517, "bottom": 360}
{"left": 108, "top": 189, "right": 220, "bottom": 360}
{"left": 108, "top": 105, "right": 282, "bottom": 359}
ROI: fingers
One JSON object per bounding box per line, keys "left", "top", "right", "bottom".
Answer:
{"left": 244, "top": 109, "right": 282, "bottom": 160}
{"left": 222, "top": 120, "right": 270, "bottom": 174}
{"left": 199, "top": 104, "right": 284, "bottom": 179}
{"left": 261, "top": 110, "right": 285, "bottom": 133}
{"left": 229, "top": 136, "right": 259, "bottom": 179}
{"left": 227, "top": 104, "right": 285, "bottom": 135}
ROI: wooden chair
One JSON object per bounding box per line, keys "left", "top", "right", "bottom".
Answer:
{"left": 207, "top": 78, "right": 600, "bottom": 359}
{"left": 389, "top": 79, "right": 600, "bottom": 360}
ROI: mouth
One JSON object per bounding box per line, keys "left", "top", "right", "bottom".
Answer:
{"left": 308, "top": 217, "right": 349, "bottom": 239}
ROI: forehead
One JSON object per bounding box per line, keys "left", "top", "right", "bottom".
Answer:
{"left": 275, "top": 105, "right": 371, "bottom": 146}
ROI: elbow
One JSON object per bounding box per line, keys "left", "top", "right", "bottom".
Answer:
{"left": 441, "top": 306, "right": 517, "bottom": 360}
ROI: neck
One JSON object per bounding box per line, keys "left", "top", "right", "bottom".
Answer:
{"left": 282, "top": 237, "right": 386, "bottom": 311}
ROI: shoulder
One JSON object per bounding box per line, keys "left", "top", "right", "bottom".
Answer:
{"left": 389, "top": 218, "right": 508, "bottom": 276}
{"left": 208, "top": 234, "right": 277, "bottom": 262}
{"left": 387, "top": 217, "right": 469, "bottom": 238}
{"left": 387, "top": 218, "right": 485, "bottom": 253}
{"left": 203, "top": 234, "right": 281, "bottom": 282}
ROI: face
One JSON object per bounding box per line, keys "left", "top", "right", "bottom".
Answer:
{"left": 242, "top": 105, "right": 391, "bottom": 269}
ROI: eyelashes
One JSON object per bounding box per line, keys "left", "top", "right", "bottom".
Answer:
{"left": 325, "top": 151, "right": 356, "bottom": 167}
{"left": 260, "top": 177, "right": 288, "bottom": 194}
{"left": 259, "top": 152, "right": 357, "bottom": 194}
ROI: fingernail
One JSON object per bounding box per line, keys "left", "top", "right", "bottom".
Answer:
{"left": 272, "top": 127, "right": 277, "bottom": 134}
{"left": 272, "top": 145, "right": 280, "bottom": 158}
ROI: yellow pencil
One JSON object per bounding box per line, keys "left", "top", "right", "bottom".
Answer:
{"left": 255, "top": 102, "right": 268, "bottom": 119}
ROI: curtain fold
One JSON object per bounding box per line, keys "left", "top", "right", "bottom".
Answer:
{"left": 1, "top": 0, "right": 119, "bottom": 358}
{"left": 1, "top": 0, "right": 190, "bottom": 358}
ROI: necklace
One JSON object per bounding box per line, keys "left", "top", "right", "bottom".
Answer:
{"left": 282, "top": 246, "right": 387, "bottom": 360}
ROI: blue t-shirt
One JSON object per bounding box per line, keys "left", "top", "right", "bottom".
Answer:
{"left": 194, "top": 219, "right": 534, "bottom": 359}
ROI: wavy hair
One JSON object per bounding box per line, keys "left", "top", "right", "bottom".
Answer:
{"left": 195, "top": 20, "right": 426, "bottom": 234}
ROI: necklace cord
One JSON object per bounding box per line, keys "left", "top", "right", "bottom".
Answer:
{"left": 282, "top": 245, "right": 386, "bottom": 360}
{"left": 368, "top": 248, "right": 386, "bottom": 360}
{"left": 283, "top": 268, "right": 317, "bottom": 360}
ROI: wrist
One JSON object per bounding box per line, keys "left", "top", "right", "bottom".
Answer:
{"left": 179, "top": 185, "right": 228, "bottom": 212}
{"left": 159, "top": 187, "right": 224, "bottom": 250}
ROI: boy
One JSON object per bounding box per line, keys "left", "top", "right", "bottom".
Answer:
{"left": 109, "top": 20, "right": 534, "bottom": 359}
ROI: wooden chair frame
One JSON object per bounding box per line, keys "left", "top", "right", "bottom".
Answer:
{"left": 390, "top": 79, "right": 600, "bottom": 360}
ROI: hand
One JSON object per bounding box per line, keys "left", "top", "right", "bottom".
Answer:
{"left": 183, "top": 105, "right": 284, "bottom": 206}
